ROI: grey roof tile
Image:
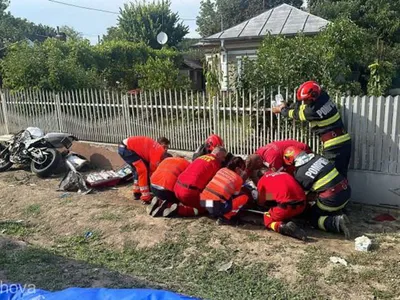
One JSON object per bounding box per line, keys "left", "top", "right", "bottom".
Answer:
{"left": 203, "top": 3, "right": 329, "bottom": 41}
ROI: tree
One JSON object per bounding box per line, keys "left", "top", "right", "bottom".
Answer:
{"left": 1, "top": 39, "right": 101, "bottom": 91}
{"left": 309, "top": 0, "right": 400, "bottom": 44}
{"left": 196, "top": 0, "right": 304, "bottom": 37}
{"left": 239, "top": 19, "right": 381, "bottom": 94}
{"left": 137, "top": 57, "right": 190, "bottom": 90}
{"left": 0, "top": 12, "right": 56, "bottom": 49}
{"left": 59, "top": 25, "right": 83, "bottom": 41}
{"left": 106, "top": 0, "right": 189, "bottom": 49}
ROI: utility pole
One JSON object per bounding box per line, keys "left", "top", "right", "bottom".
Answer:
{"left": 220, "top": 15, "right": 224, "bottom": 31}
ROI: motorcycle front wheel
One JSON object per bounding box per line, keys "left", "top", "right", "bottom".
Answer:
{"left": 0, "top": 143, "right": 13, "bottom": 172}
{"left": 30, "top": 148, "right": 61, "bottom": 178}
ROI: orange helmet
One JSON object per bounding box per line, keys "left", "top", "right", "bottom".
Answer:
{"left": 297, "top": 81, "right": 321, "bottom": 101}
{"left": 283, "top": 146, "right": 305, "bottom": 166}
{"left": 206, "top": 134, "right": 224, "bottom": 151}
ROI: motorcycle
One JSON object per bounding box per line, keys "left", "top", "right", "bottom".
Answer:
{"left": 0, "top": 127, "right": 77, "bottom": 178}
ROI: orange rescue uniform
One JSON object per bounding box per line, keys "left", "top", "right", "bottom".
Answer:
{"left": 150, "top": 157, "right": 190, "bottom": 202}
{"left": 200, "top": 168, "right": 249, "bottom": 220}
{"left": 123, "top": 136, "right": 166, "bottom": 202}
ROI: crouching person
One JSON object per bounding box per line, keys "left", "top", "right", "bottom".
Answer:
{"left": 192, "top": 134, "right": 224, "bottom": 161}
{"left": 200, "top": 157, "right": 249, "bottom": 225}
{"left": 118, "top": 136, "right": 170, "bottom": 203}
{"left": 257, "top": 171, "right": 307, "bottom": 240}
{"left": 147, "top": 154, "right": 190, "bottom": 217}
{"left": 283, "top": 146, "right": 351, "bottom": 238}
{"left": 162, "top": 147, "right": 227, "bottom": 218}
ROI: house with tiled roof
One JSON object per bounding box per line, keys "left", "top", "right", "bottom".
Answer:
{"left": 196, "top": 3, "right": 330, "bottom": 90}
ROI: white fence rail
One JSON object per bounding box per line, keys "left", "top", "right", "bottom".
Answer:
{"left": 1, "top": 89, "right": 399, "bottom": 175}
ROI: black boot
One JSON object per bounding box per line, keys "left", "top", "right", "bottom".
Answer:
{"left": 133, "top": 193, "right": 141, "bottom": 200}
{"left": 279, "top": 221, "right": 307, "bottom": 241}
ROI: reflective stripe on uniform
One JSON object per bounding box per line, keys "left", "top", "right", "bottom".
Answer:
{"left": 299, "top": 105, "right": 307, "bottom": 121}
{"left": 289, "top": 109, "right": 294, "bottom": 119}
{"left": 271, "top": 222, "right": 278, "bottom": 232}
{"left": 205, "top": 200, "right": 214, "bottom": 208}
{"left": 310, "top": 112, "right": 341, "bottom": 128}
{"left": 312, "top": 169, "right": 339, "bottom": 191}
{"left": 317, "top": 199, "right": 349, "bottom": 212}
{"left": 323, "top": 133, "right": 351, "bottom": 149}
{"left": 318, "top": 216, "right": 328, "bottom": 231}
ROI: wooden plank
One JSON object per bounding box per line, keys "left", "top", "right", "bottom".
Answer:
{"left": 344, "top": 96, "right": 354, "bottom": 169}
{"left": 351, "top": 96, "right": 360, "bottom": 170}
{"left": 389, "top": 96, "right": 399, "bottom": 174}
{"left": 202, "top": 91, "right": 207, "bottom": 150}
{"left": 359, "top": 96, "right": 368, "bottom": 170}
{"left": 235, "top": 90, "right": 240, "bottom": 155}
{"left": 185, "top": 90, "right": 192, "bottom": 150}
{"left": 248, "top": 90, "right": 252, "bottom": 153}
{"left": 256, "top": 89, "right": 260, "bottom": 149}
{"left": 222, "top": 91, "right": 227, "bottom": 150}
{"left": 381, "top": 96, "right": 393, "bottom": 173}
{"left": 269, "top": 88, "right": 273, "bottom": 143}
{"left": 374, "top": 96, "right": 385, "bottom": 171}
{"left": 174, "top": 90, "right": 181, "bottom": 150}
{"left": 242, "top": 90, "right": 246, "bottom": 154}
{"left": 366, "top": 96, "right": 377, "bottom": 171}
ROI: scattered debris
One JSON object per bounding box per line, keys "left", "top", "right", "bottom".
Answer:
{"left": 218, "top": 261, "right": 233, "bottom": 272}
{"left": 373, "top": 213, "right": 396, "bottom": 222}
{"left": 84, "top": 232, "right": 93, "bottom": 239}
{"left": 29, "top": 183, "right": 37, "bottom": 187}
{"left": 330, "top": 256, "right": 348, "bottom": 267}
{"left": 355, "top": 236, "right": 372, "bottom": 252}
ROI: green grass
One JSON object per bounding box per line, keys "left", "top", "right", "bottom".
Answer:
{"left": 0, "top": 221, "right": 31, "bottom": 237}
{"left": 25, "top": 204, "right": 41, "bottom": 216}
{"left": 94, "top": 212, "right": 121, "bottom": 221}
{"left": 48, "top": 231, "right": 312, "bottom": 300}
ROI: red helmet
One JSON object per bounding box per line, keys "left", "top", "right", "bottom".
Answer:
{"left": 206, "top": 134, "right": 224, "bottom": 151}
{"left": 296, "top": 81, "right": 321, "bottom": 101}
{"left": 283, "top": 146, "right": 304, "bottom": 166}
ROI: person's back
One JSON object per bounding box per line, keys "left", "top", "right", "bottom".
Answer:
{"left": 126, "top": 136, "right": 166, "bottom": 172}
{"left": 151, "top": 157, "right": 190, "bottom": 191}
{"left": 255, "top": 140, "right": 311, "bottom": 171}
{"left": 294, "top": 154, "right": 343, "bottom": 193}
{"left": 257, "top": 171, "right": 306, "bottom": 204}
{"left": 177, "top": 154, "right": 222, "bottom": 190}
{"left": 200, "top": 167, "right": 243, "bottom": 201}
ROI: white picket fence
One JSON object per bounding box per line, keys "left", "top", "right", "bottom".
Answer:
{"left": 0, "top": 89, "right": 399, "bottom": 175}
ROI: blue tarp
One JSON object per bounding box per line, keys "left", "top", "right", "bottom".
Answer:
{"left": 0, "top": 285, "right": 199, "bottom": 300}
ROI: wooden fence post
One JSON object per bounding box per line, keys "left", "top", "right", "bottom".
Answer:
{"left": 0, "top": 90, "right": 9, "bottom": 134}
{"left": 55, "top": 92, "right": 63, "bottom": 132}
{"left": 212, "top": 95, "right": 218, "bottom": 134}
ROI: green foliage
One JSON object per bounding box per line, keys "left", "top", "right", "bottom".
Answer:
{"left": 137, "top": 57, "right": 190, "bottom": 90}
{"left": 1, "top": 38, "right": 186, "bottom": 91}
{"left": 106, "top": 0, "right": 189, "bottom": 49}
{"left": 309, "top": 0, "right": 400, "bottom": 44}
{"left": 197, "top": 0, "right": 303, "bottom": 37}
{"left": 95, "top": 40, "right": 181, "bottom": 90}
{"left": 59, "top": 25, "right": 84, "bottom": 41}
{"left": 204, "top": 54, "right": 221, "bottom": 97}
{"left": 239, "top": 19, "right": 386, "bottom": 94}
{"left": 0, "top": 12, "right": 56, "bottom": 49}
{"left": 368, "top": 60, "right": 395, "bottom": 96}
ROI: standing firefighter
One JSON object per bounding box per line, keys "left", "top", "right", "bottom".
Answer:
{"left": 200, "top": 157, "right": 249, "bottom": 225}
{"left": 283, "top": 146, "right": 351, "bottom": 238}
{"left": 148, "top": 155, "right": 190, "bottom": 217}
{"left": 273, "top": 81, "right": 351, "bottom": 178}
{"left": 118, "top": 136, "right": 170, "bottom": 203}
{"left": 257, "top": 171, "right": 307, "bottom": 240}
{"left": 192, "top": 134, "right": 224, "bottom": 161}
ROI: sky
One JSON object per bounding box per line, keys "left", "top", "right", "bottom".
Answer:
{"left": 8, "top": 0, "right": 201, "bottom": 44}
